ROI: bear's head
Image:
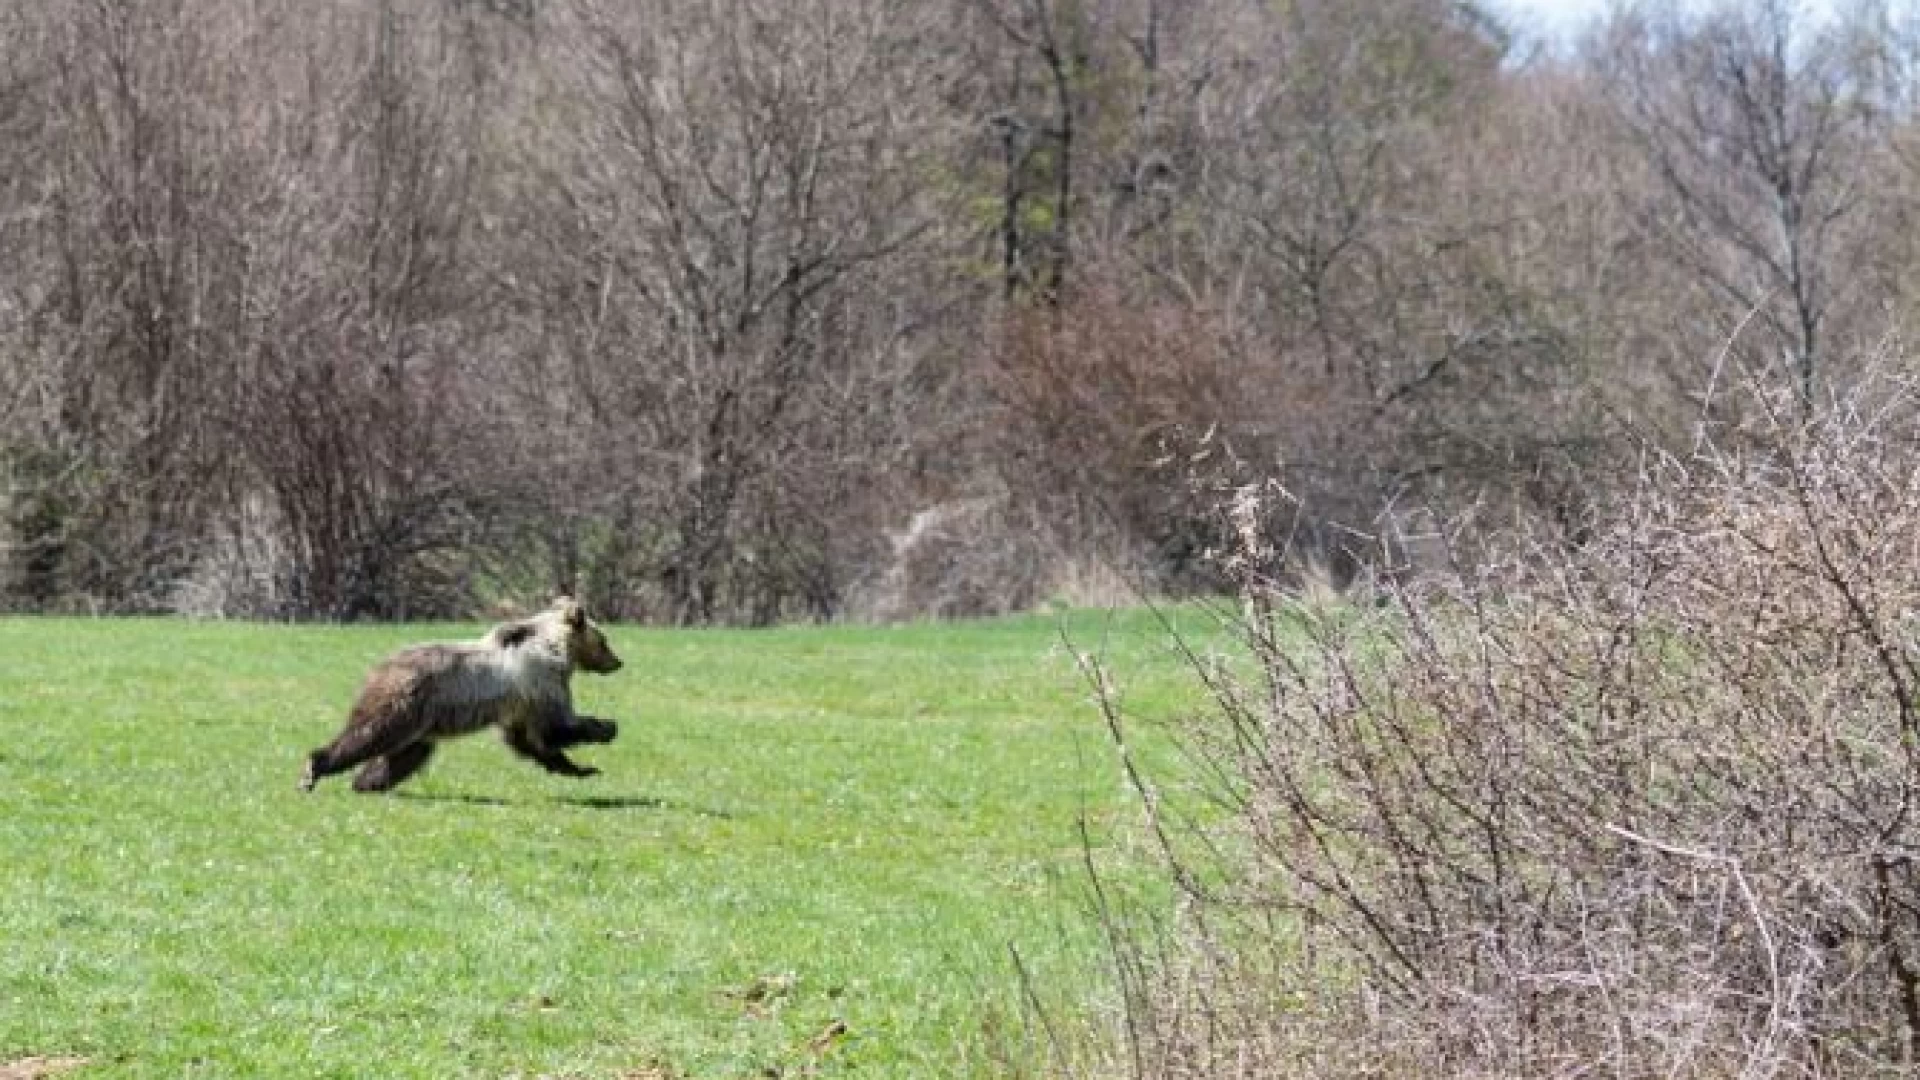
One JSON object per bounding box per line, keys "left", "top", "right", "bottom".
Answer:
{"left": 554, "top": 597, "right": 623, "bottom": 675}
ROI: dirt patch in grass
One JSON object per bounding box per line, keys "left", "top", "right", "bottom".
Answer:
{"left": 0, "top": 1058, "right": 89, "bottom": 1080}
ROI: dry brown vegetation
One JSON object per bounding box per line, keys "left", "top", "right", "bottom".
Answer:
{"left": 1068, "top": 364, "right": 1920, "bottom": 1076}
{"left": 7, "top": 0, "right": 1918, "bottom": 622}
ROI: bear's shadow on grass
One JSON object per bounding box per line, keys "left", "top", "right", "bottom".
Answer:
{"left": 393, "top": 789, "right": 732, "bottom": 818}
{"left": 556, "top": 794, "right": 665, "bottom": 811}
{"left": 557, "top": 793, "right": 734, "bottom": 819}
{"left": 392, "top": 791, "right": 513, "bottom": 808}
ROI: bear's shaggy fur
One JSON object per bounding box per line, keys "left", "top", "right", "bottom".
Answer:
{"left": 300, "top": 597, "right": 623, "bottom": 794}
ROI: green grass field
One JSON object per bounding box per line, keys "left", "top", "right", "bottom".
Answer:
{"left": 0, "top": 608, "right": 1205, "bottom": 1078}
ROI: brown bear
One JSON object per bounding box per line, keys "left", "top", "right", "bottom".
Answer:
{"left": 300, "top": 597, "right": 624, "bottom": 794}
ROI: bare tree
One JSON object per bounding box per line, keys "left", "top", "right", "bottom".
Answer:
{"left": 512, "top": 0, "right": 961, "bottom": 622}
{"left": 13, "top": 0, "right": 249, "bottom": 605}
{"left": 0, "top": 0, "right": 521, "bottom": 616}
{"left": 238, "top": 0, "right": 501, "bottom": 618}
{"left": 970, "top": 0, "right": 1098, "bottom": 305}
{"left": 1599, "top": 0, "right": 1876, "bottom": 414}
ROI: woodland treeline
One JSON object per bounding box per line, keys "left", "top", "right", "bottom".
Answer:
{"left": 1, "top": 0, "right": 1915, "bottom": 622}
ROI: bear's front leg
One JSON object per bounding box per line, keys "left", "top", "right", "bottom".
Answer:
{"left": 502, "top": 723, "right": 600, "bottom": 778}
{"left": 548, "top": 714, "right": 618, "bottom": 750}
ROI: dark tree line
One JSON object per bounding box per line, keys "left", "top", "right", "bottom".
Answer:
{"left": 3, "top": 0, "right": 1919, "bottom": 621}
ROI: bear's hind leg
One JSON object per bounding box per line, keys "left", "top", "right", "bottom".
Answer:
{"left": 301, "top": 714, "right": 429, "bottom": 792}
{"left": 352, "top": 741, "right": 437, "bottom": 793}
{"left": 300, "top": 748, "right": 342, "bottom": 792}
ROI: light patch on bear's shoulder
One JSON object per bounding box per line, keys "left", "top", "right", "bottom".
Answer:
{"left": 468, "top": 631, "right": 570, "bottom": 702}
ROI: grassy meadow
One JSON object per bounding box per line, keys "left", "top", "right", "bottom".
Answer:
{"left": 0, "top": 608, "right": 1206, "bottom": 1078}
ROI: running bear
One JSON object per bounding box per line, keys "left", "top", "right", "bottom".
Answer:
{"left": 300, "top": 597, "right": 623, "bottom": 793}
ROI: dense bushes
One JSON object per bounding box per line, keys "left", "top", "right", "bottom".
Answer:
{"left": 1086, "top": 369, "right": 1920, "bottom": 1076}
{"left": 4, "top": 0, "right": 1920, "bottom": 621}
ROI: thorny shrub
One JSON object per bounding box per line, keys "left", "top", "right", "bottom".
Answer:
{"left": 1083, "top": 375, "right": 1920, "bottom": 1078}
